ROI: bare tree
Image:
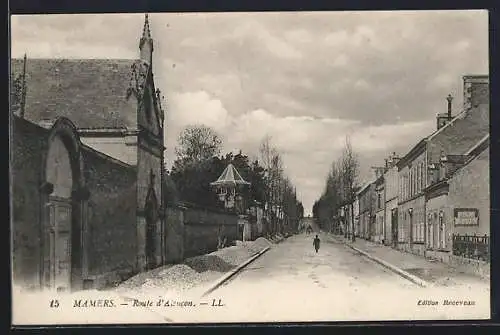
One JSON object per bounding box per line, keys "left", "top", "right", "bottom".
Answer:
{"left": 259, "top": 136, "right": 290, "bottom": 235}
{"left": 340, "top": 135, "right": 359, "bottom": 241}
{"left": 175, "top": 125, "right": 223, "bottom": 163}
{"left": 326, "top": 161, "right": 342, "bottom": 234}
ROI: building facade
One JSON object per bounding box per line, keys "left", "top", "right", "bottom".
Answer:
{"left": 353, "top": 197, "right": 360, "bottom": 237}
{"left": 395, "top": 74, "right": 489, "bottom": 258}
{"left": 448, "top": 137, "right": 489, "bottom": 277}
{"left": 357, "top": 182, "right": 375, "bottom": 240}
{"left": 424, "top": 135, "right": 489, "bottom": 267}
{"left": 11, "top": 15, "right": 167, "bottom": 291}
{"left": 396, "top": 139, "right": 427, "bottom": 255}
{"left": 383, "top": 153, "right": 400, "bottom": 247}
{"left": 374, "top": 175, "right": 385, "bottom": 243}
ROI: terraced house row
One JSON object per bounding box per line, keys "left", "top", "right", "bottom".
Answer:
{"left": 342, "top": 74, "right": 490, "bottom": 278}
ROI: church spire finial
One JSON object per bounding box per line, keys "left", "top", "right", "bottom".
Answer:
{"left": 142, "top": 13, "right": 151, "bottom": 40}
{"left": 139, "top": 13, "right": 154, "bottom": 64}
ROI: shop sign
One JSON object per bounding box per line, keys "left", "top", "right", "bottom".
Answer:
{"left": 453, "top": 208, "right": 479, "bottom": 226}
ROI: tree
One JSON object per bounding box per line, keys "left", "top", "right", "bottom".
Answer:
{"left": 258, "top": 135, "right": 302, "bottom": 236}
{"left": 340, "top": 136, "right": 359, "bottom": 241}
{"left": 174, "top": 125, "right": 223, "bottom": 163}
{"left": 313, "top": 135, "right": 359, "bottom": 240}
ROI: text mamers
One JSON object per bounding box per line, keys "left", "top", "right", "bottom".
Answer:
{"left": 73, "top": 299, "right": 116, "bottom": 308}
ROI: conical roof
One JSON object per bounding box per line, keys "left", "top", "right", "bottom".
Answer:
{"left": 210, "top": 163, "right": 250, "bottom": 186}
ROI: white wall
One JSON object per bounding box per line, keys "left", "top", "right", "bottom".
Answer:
{"left": 80, "top": 135, "right": 137, "bottom": 166}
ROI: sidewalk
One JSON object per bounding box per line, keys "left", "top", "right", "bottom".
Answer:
{"left": 329, "top": 234, "right": 489, "bottom": 289}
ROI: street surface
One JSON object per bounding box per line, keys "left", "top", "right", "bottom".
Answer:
{"left": 164, "top": 232, "right": 490, "bottom": 322}
{"left": 13, "top": 231, "right": 490, "bottom": 324}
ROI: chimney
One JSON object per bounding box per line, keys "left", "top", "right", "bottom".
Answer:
{"left": 436, "top": 93, "right": 454, "bottom": 130}
{"left": 446, "top": 94, "right": 453, "bottom": 120}
{"left": 463, "top": 75, "right": 489, "bottom": 110}
{"left": 390, "top": 152, "right": 400, "bottom": 167}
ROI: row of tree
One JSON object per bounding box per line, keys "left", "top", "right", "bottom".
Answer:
{"left": 164, "top": 125, "right": 304, "bottom": 235}
{"left": 312, "top": 136, "right": 360, "bottom": 241}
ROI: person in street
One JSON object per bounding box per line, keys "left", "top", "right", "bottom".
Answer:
{"left": 313, "top": 234, "right": 320, "bottom": 253}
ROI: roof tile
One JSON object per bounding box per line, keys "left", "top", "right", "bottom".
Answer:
{"left": 10, "top": 58, "right": 147, "bottom": 129}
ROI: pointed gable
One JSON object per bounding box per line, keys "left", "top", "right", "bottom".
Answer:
{"left": 10, "top": 58, "right": 150, "bottom": 129}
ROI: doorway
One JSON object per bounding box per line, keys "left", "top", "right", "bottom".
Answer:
{"left": 391, "top": 208, "right": 398, "bottom": 248}
{"left": 41, "top": 123, "right": 86, "bottom": 292}
{"left": 43, "top": 197, "right": 72, "bottom": 292}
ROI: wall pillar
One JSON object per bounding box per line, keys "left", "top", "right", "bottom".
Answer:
{"left": 136, "top": 215, "right": 147, "bottom": 271}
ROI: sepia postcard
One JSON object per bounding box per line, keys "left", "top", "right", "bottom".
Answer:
{"left": 10, "top": 10, "right": 491, "bottom": 325}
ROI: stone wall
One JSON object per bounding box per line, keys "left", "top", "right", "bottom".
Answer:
{"left": 162, "top": 203, "right": 239, "bottom": 260}
{"left": 11, "top": 117, "right": 47, "bottom": 289}
{"left": 164, "top": 205, "right": 185, "bottom": 263}
{"left": 182, "top": 205, "right": 239, "bottom": 258}
{"left": 82, "top": 146, "right": 138, "bottom": 286}
{"left": 448, "top": 148, "right": 489, "bottom": 236}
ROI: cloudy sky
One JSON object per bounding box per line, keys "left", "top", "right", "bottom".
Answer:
{"left": 11, "top": 11, "right": 488, "bottom": 215}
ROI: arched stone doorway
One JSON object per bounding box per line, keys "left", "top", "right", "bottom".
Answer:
{"left": 145, "top": 169, "right": 158, "bottom": 269}
{"left": 40, "top": 118, "right": 87, "bottom": 292}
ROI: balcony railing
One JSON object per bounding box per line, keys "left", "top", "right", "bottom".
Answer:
{"left": 452, "top": 234, "right": 490, "bottom": 262}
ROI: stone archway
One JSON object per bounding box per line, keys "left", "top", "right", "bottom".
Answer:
{"left": 40, "top": 118, "right": 87, "bottom": 292}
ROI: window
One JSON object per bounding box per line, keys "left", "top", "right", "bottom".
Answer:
{"left": 421, "top": 162, "right": 425, "bottom": 190}
{"left": 414, "top": 166, "right": 418, "bottom": 194}
{"left": 413, "top": 168, "right": 416, "bottom": 195}
{"left": 411, "top": 210, "right": 425, "bottom": 243}
{"left": 377, "top": 193, "right": 382, "bottom": 209}
{"left": 416, "top": 164, "right": 420, "bottom": 193}
{"left": 398, "top": 213, "right": 405, "bottom": 242}
{"left": 409, "top": 170, "right": 413, "bottom": 197}
{"left": 438, "top": 213, "right": 446, "bottom": 249}
{"left": 405, "top": 174, "right": 408, "bottom": 199}
{"left": 400, "top": 176, "right": 403, "bottom": 199}
{"left": 426, "top": 214, "right": 432, "bottom": 249}
{"left": 418, "top": 213, "right": 425, "bottom": 243}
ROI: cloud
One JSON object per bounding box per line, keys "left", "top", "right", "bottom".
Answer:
{"left": 10, "top": 11, "right": 488, "bottom": 214}
{"left": 169, "top": 91, "right": 231, "bottom": 131}
{"left": 351, "top": 120, "right": 435, "bottom": 153}
{"left": 231, "top": 20, "right": 303, "bottom": 60}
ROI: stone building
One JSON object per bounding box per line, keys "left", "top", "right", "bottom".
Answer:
{"left": 396, "top": 74, "right": 489, "bottom": 258}
{"left": 10, "top": 15, "right": 167, "bottom": 291}
{"left": 424, "top": 134, "right": 489, "bottom": 271}
{"left": 396, "top": 138, "right": 427, "bottom": 255}
{"left": 353, "top": 197, "right": 360, "bottom": 237}
{"left": 357, "top": 182, "right": 375, "bottom": 240}
{"left": 383, "top": 153, "right": 400, "bottom": 247}
{"left": 373, "top": 173, "right": 385, "bottom": 243}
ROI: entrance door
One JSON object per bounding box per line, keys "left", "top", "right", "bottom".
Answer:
{"left": 391, "top": 208, "right": 398, "bottom": 248}
{"left": 43, "top": 198, "right": 72, "bottom": 292}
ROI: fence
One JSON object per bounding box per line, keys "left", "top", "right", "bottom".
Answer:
{"left": 452, "top": 234, "right": 490, "bottom": 262}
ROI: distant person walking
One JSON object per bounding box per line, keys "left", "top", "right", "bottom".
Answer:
{"left": 313, "top": 235, "right": 320, "bottom": 253}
